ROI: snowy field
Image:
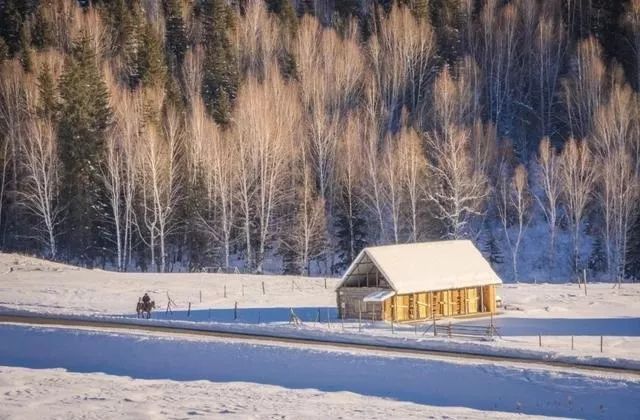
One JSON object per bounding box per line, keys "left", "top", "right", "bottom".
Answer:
{"left": 1, "top": 253, "right": 640, "bottom": 418}
{"left": 0, "top": 366, "right": 540, "bottom": 420}
{"left": 0, "top": 324, "right": 639, "bottom": 419}
{"left": 1, "top": 252, "right": 639, "bottom": 363}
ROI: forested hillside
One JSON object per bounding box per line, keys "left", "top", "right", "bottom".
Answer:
{"left": 0, "top": 0, "right": 639, "bottom": 281}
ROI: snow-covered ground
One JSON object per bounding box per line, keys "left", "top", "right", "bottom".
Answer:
{"left": 2, "top": 252, "right": 640, "bottom": 418}
{"left": 1, "top": 324, "right": 639, "bottom": 419}
{"left": 1, "top": 252, "right": 638, "bottom": 364}
{"left": 1, "top": 366, "right": 541, "bottom": 420}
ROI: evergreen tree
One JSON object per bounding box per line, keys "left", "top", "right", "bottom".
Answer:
{"left": 481, "top": 227, "right": 504, "bottom": 268}
{"left": 37, "top": 62, "right": 57, "bottom": 120}
{"left": 625, "top": 214, "right": 640, "bottom": 280}
{"left": 332, "top": 191, "right": 368, "bottom": 273}
{"left": 31, "top": 4, "right": 54, "bottom": 49}
{"left": 18, "top": 25, "right": 32, "bottom": 72}
{"left": 139, "top": 23, "right": 167, "bottom": 87}
{"left": 163, "top": 0, "right": 188, "bottom": 71}
{"left": 57, "top": 31, "right": 111, "bottom": 263}
{"left": 0, "top": 37, "right": 9, "bottom": 63}
{"left": 266, "top": 0, "right": 298, "bottom": 36}
{"left": 200, "top": 0, "right": 238, "bottom": 125}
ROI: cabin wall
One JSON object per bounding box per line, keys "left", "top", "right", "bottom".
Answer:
{"left": 383, "top": 285, "right": 499, "bottom": 322}
{"left": 337, "top": 287, "right": 386, "bottom": 320}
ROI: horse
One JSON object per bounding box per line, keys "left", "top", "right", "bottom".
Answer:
{"left": 136, "top": 298, "right": 156, "bottom": 319}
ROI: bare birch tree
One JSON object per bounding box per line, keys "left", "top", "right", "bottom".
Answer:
{"left": 396, "top": 125, "right": 426, "bottom": 242}
{"left": 497, "top": 164, "right": 530, "bottom": 281}
{"left": 103, "top": 84, "right": 144, "bottom": 271}
{"left": 235, "top": 69, "right": 300, "bottom": 272}
{"left": 136, "top": 97, "right": 182, "bottom": 272}
{"left": 336, "top": 113, "right": 365, "bottom": 264}
{"left": 19, "top": 118, "right": 62, "bottom": 258}
{"left": 535, "top": 137, "right": 562, "bottom": 269}
{"left": 560, "top": 138, "right": 596, "bottom": 273}
{"left": 591, "top": 83, "right": 640, "bottom": 283}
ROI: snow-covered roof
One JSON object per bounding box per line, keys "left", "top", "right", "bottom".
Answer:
{"left": 338, "top": 240, "right": 502, "bottom": 294}
{"left": 363, "top": 290, "right": 396, "bottom": 302}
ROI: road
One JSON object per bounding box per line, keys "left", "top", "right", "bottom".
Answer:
{"left": 1, "top": 313, "right": 638, "bottom": 378}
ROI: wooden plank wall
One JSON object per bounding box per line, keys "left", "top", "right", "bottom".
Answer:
{"left": 384, "top": 285, "right": 497, "bottom": 322}
{"left": 337, "top": 284, "right": 498, "bottom": 322}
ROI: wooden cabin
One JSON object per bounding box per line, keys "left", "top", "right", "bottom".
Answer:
{"left": 336, "top": 240, "right": 502, "bottom": 322}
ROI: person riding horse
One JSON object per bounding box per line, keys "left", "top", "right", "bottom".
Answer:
{"left": 136, "top": 293, "right": 155, "bottom": 319}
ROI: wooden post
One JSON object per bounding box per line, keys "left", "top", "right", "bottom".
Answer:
{"left": 324, "top": 278, "right": 327, "bottom": 289}
{"left": 539, "top": 334, "right": 542, "bottom": 347}
{"left": 433, "top": 312, "right": 437, "bottom": 337}
{"left": 358, "top": 302, "right": 362, "bottom": 332}
{"left": 571, "top": 335, "right": 574, "bottom": 350}
{"left": 199, "top": 290, "right": 202, "bottom": 303}
{"left": 234, "top": 301, "right": 238, "bottom": 320}
{"left": 600, "top": 336, "right": 603, "bottom": 353}
{"left": 414, "top": 324, "right": 417, "bottom": 335}
{"left": 583, "top": 269, "right": 588, "bottom": 296}
{"left": 262, "top": 281, "right": 265, "bottom": 295}
{"left": 341, "top": 310, "right": 345, "bottom": 330}
{"left": 187, "top": 302, "right": 191, "bottom": 317}
{"left": 391, "top": 318, "right": 395, "bottom": 334}
{"left": 317, "top": 309, "right": 321, "bottom": 322}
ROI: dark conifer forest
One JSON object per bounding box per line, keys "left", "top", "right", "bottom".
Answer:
{"left": 0, "top": 0, "right": 639, "bottom": 281}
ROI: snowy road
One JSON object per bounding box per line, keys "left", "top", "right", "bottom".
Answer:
{"left": 2, "top": 313, "right": 639, "bottom": 376}
{"left": 1, "top": 323, "right": 639, "bottom": 419}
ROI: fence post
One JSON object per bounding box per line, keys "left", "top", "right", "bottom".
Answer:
{"left": 234, "top": 301, "right": 238, "bottom": 320}
{"left": 358, "top": 302, "right": 362, "bottom": 332}
{"left": 433, "top": 314, "right": 437, "bottom": 337}
{"left": 262, "top": 281, "right": 265, "bottom": 295}
{"left": 187, "top": 302, "right": 191, "bottom": 317}
{"left": 391, "top": 319, "right": 395, "bottom": 334}
{"left": 600, "top": 336, "right": 603, "bottom": 353}
{"left": 317, "top": 309, "right": 321, "bottom": 323}
{"left": 571, "top": 335, "right": 574, "bottom": 350}
{"left": 199, "top": 290, "right": 202, "bottom": 303}
{"left": 539, "top": 334, "right": 542, "bottom": 347}
{"left": 324, "top": 278, "right": 327, "bottom": 289}
{"left": 583, "top": 269, "right": 588, "bottom": 296}
{"left": 341, "top": 311, "right": 345, "bottom": 330}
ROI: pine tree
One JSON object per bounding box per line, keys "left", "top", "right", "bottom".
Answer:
{"left": 200, "top": 0, "right": 238, "bottom": 124}
{"left": 139, "top": 24, "right": 167, "bottom": 87}
{"left": 332, "top": 190, "right": 368, "bottom": 273}
{"left": 163, "top": 0, "right": 188, "bottom": 71}
{"left": 37, "top": 62, "right": 57, "bottom": 120}
{"left": 57, "top": 31, "right": 111, "bottom": 263}
{"left": 482, "top": 227, "right": 504, "bottom": 268}
{"left": 18, "top": 25, "right": 32, "bottom": 72}
{"left": 31, "top": 4, "right": 54, "bottom": 49}
{"left": 626, "top": 214, "right": 640, "bottom": 280}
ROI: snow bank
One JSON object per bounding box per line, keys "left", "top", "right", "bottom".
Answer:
{"left": 1, "top": 324, "right": 638, "bottom": 419}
